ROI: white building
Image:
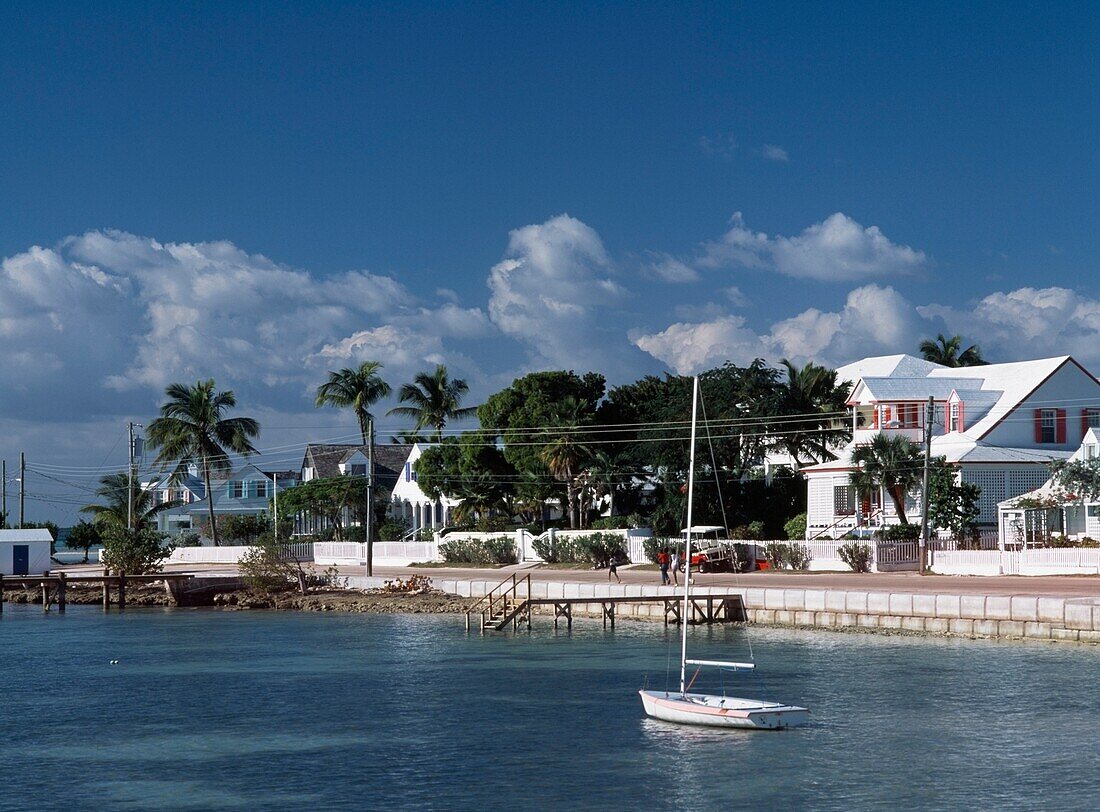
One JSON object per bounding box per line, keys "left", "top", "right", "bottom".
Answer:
{"left": 0, "top": 528, "right": 53, "bottom": 575}
{"left": 389, "top": 443, "right": 460, "bottom": 534}
{"left": 802, "top": 354, "right": 1100, "bottom": 538}
{"left": 998, "top": 428, "right": 1100, "bottom": 547}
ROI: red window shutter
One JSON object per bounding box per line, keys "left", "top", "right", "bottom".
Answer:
{"left": 1056, "top": 409, "right": 1067, "bottom": 444}
{"left": 1034, "top": 410, "right": 1044, "bottom": 443}
{"left": 958, "top": 403, "right": 965, "bottom": 433}
{"left": 883, "top": 406, "right": 892, "bottom": 425}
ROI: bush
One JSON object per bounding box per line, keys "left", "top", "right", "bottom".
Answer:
{"left": 101, "top": 527, "right": 172, "bottom": 575}
{"left": 730, "top": 523, "right": 766, "bottom": 541}
{"left": 763, "top": 542, "right": 789, "bottom": 569}
{"left": 642, "top": 537, "right": 666, "bottom": 564}
{"left": 784, "top": 513, "right": 807, "bottom": 540}
{"left": 762, "top": 541, "right": 811, "bottom": 570}
{"left": 786, "top": 543, "right": 812, "bottom": 571}
{"left": 590, "top": 516, "right": 629, "bottom": 530}
{"left": 376, "top": 519, "right": 410, "bottom": 541}
{"left": 239, "top": 539, "right": 309, "bottom": 594}
{"left": 839, "top": 542, "right": 873, "bottom": 573}
{"left": 438, "top": 537, "right": 517, "bottom": 565}
{"left": 729, "top": 542, "right": 754, "bottom": 573}
{"left": 176, "top": 532, "right": 202, "bottom": 547}
{"left": 219, "top": 514, "right": 270, "bottom": 544}
{"left": 876, "top": 524, "right": 920, "bottom": 541}
{"left": 533, "top": 533, "right": 627, "bottom": 567}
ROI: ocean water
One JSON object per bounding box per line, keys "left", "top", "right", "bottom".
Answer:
{"left": 1, "top": 606, "right": 1099, "bottom": 811}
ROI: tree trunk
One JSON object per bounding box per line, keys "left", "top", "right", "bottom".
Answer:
{"left": 889, "top": 486, "right": 909, "bottom": 525}
{"left": 204, "top": 458, "right": 219, "bottom": 546}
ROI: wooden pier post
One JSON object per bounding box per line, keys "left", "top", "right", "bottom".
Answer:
{"left": 118, "top": 572, "right": 127, "bottom": 610}
{"left": 41, "top": 582, "right": 50, "bottom": 612}
{"left": 57, "top": 573, "right": 67, "bottom": 613}
{"left": 103, "top": 569, "right": 111, "bottom": 610}
{"left": 1, "top": 577, "right": 4, "bottom": 614}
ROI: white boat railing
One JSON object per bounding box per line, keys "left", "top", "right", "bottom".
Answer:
{"left": 685, "top": 659, "right": 755, "bottom": 670}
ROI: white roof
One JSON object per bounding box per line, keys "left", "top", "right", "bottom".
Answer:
{"left": 834, "top": 354, "right": 944, "bottom": 391}
{"left": 801, "top": 441, "right": 1070, "bottom": 472}
{"left": 0, "top": 529, "right": 54, "bottom": 543}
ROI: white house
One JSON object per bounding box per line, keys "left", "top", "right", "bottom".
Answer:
{"left": 390, "top": 443, "right": 460, "bottom": 534}
{"left": 802, "top": 354, "right": 1100, "bottom": 539}
{"left": 0, "top": 528, "right": 53, "bottom": 575}
{"left": 997, "top": 428, "right": 1100, "bottom": 547}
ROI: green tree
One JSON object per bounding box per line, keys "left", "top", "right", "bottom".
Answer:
{"left": 314, "top": 361, "right": 391, "bottom": 445}
{"left": 927, "top": 458, "right": 981, "bottom": 541}
{"left": 387, "top": 363, "right": 478, "bottom": 441}
{"left": 275, "top": 475, "right": 366, "bottom": 542}
{"left": 478, "top": 370, "right": 606, "bottom": 474}
{"left": 772, "top": 359, "right": 852, "bottom": 467}
{"left": 850, "top": 434, "right": 923, "bottom": 524}
{"left": 918, "top": 333, "right": 988, "bottom": 367}
{"left": 66, "top": 519, "right": 103, "bottom": 563}
{"left": 146, "top": 379, "right": 260, "bottom": 547}
{"left": 539, "top": 396, "right": 594, "bottom": 528}
{"left": 80, "top": 472, "right": 181, "bottom": 531}
{"left": 217, "top": 514, "right": 271, "bottom": 544}
{"left": 415, "top": 434, "right": 516, "bottom": 524}
{"left": 100, "top": 526, "right": 171, "bottom": 574}
{"left": 1050, "top": 458, "right": 1100, "bottom": 503}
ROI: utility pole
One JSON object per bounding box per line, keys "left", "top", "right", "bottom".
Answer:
{"left": 2, "top": 459, "right": 6, "bottom": 527}
{"left": 919, "top": 395, "right": 934, "bottom": 574}
{"left": 273, "top": 472, "right": 279, "bottom": 541}
{"left": 19, "top": 452, "right": 25, "bottom": 529}
{"left": 128, "top": 422, "right": 135, "bottom": 532}
{"left": 366, "top": 417, "right": 374, "bottom": 576}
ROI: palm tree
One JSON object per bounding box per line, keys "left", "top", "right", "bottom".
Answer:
{"left": 387, "top": 364, "right": 478, "bottom": 441}
{"left": 850, "top": 434, "right": 923, "bottom": 524}
{"left": 539, "top": 397, "right": 593, "bottom": 528}
{"left": 314, "top": 361, "right": 392, "bottom": 445}
{"left": 585, "top": 450, "right": 625, "bottom": 519}
{"left": 80, "top": 473, "right": 181, "bottom": 532}
{"left": 146, "top": 379, "right": 260, "bottom": 546}
{"left": 772, "top": 359, "right": 852, "bottom": 467}
{"left": 919, "top": 334, "right": 987, "bottom": 367}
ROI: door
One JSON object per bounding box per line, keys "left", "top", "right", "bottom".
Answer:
{"left": 12, "top": 544, "right": 29, "bottom": 576}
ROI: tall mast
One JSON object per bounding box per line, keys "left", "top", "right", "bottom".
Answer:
{"left": 679, "top": 376, "right": 700, "bottom": 696}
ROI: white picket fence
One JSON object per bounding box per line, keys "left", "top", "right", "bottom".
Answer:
{"left": 931, "top": 547, "right": 1100, "bottom": 576}
{"left": 166, "top": 542, "right": 314, "bottom": 565}
{"left": 312, "top": 541, "right": 440, "bottom": 566}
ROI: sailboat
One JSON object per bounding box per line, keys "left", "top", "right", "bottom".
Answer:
{"left": 639, "top": 376, "right": 810, "bottom": 731}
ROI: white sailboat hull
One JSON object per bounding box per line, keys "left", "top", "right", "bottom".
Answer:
{"left": 639, "top": 689, "right": 809, "bottom": 730}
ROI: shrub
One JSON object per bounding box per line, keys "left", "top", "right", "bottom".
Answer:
{"left": 219, "top": 514, "right": 270, "bottom": 544}
{"left": 730, "top": 524, "right": 765, "bottom": 541}
{"left": 533, "top": 533, "right": 626, "bottom": 566}
{"left": 101, "top": 527, "right": 172, "bottom": 575}
{"left": 1080, "top": 537, "right": 1100, "bottom": 548}
{"left": 642, "top": 537, "right": 666, "bottom": 564}
{"left": 784, "top": 513, "right": 807, "bottom": 540}
{"left": 590, "top": 516, "right": 629, "bottom": 530}
{"left": 785, "top": 543, "right": 812, "bottom": 571}
{"left": 876, "top": 524, "right": 920, "bottom": 541}
{"left": 239, "top": 539, "right": 309, "bottom": 594}
{"left": 176, "top": 532, "right": 202, "bottom": 547}
{"left": 729, "top": 542, "right": 754, "bottom": 573}
{"left": 376, "top": 519, "right": 411, "bottom": 541}
{"left": 438, "top": 537, "right": 517, "bottom": 565}
{"left": 839, "top": 542, "right": 873, "bottom": 573}
{"left": 763, "top": 542, "right": 789, "bottom": 569}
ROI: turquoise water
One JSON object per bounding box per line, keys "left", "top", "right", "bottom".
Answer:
{"left": 2, "top": 606, "right": 1099, "bottom": 810}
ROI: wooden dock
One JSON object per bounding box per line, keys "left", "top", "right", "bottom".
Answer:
{"left": 0, "top": 572, "right": 195, "bottom": 612}
{"left": 464, "top": 574, "right": 747, "bottom": 632}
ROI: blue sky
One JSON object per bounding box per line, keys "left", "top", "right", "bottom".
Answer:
{"left": 1, "top": 1, "right": 1098, "bottom": 520}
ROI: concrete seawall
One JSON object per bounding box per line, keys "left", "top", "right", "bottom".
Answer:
{"left": 386, "top": 576, "right": 1100, "bottom": 644}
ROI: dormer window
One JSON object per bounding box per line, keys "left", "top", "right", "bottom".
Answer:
{"left": 350, "top": 464, "right": 367, "bottom": 477}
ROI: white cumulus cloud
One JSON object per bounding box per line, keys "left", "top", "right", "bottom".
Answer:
{"left": 699, "top": 211, "right": 926, "bottom": 281}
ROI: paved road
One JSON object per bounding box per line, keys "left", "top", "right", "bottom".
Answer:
{"left": 343, "top": 564, "right": 1100, "bottom": 598}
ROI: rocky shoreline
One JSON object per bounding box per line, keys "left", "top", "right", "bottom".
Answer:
{"left": 1, "top": 584, "right": 473, "bottom": 614}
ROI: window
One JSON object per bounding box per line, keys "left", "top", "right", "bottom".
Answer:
{"left": 949, "top": 403, "right": 960, "bottom": 432}
{"left": 1033, "top": 408, "right": 1067, "bottom": 444}
{"left": 1083, "top": 408, "right": 1100, "bottom": 437}
{"left": 833, "top": 485, "right": 856, "bottom": 516}
{"left": 897, "top": 403, "right": 920, "bottom": 429}
{"left": 1088, "top": 505, "right": 1100, "bottom": 519}
{"left": 350, "top": 464, "right": 367, "bottom": 477}
{"left": 254, "top": 481, "right": 268, "bottom": 499}
{"left": 404, "top": 462, "right": 417, "bottom": 482}
{"left": 230, "top": 481, "right": 244, "bottom": 499}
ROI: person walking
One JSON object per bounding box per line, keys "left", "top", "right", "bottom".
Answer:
{"left": 607, "top": 555, "right": 621, "bottom": 584}
{"left": 670, "top": 549, "right": 681, "bottom": 586}
{"left": 657, "top": 548, "right": 670, "bottom": 585}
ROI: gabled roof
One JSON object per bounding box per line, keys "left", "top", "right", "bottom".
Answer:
{"left": 834, "top": 354, "right": 945, "bottom": 387}
{"left": 301, "top": 443, "right": 413, "bottom": 484}
{"left": 0, "top": 528, "right": 54, "bottom": 543}
{"left": 853, "top": 376, "right": 988, "bottom": 403}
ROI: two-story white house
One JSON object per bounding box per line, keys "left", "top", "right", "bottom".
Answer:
{"left": 802, "top": 354, "right": 1100, "bottom": 538}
